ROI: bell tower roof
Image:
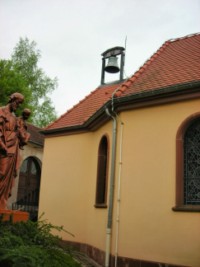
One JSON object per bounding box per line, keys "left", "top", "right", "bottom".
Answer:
{"left": 101, "top": 46, "right": 125, "bottom": 58}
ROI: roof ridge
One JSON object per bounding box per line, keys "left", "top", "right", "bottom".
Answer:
{"left": 168, "top": 32, "right": 200, "bottom": 43}
{"left": 114, "top": 40, "right": 171, "bottom": 97}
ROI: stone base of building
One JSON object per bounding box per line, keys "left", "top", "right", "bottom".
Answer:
{"left": 60, "top": 240, "right": 190, "bottom": 267}
{"left": 0, "top": 209, "right": 29, "bottom": 223}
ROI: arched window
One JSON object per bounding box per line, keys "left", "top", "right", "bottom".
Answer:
{"left": 95, "top": 136, "right": 109, "bottom": 207}
{"left": 173, "top": 114, "right": 200, "bottom": 212}
{"left": 17, "top": 157, "right": 41, "bottom": 220}
{"left": 184, "top": 120, "right": 200, "bottom": 205}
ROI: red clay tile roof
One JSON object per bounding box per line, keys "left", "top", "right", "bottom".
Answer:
{"left": 115, "top": 33, "right": 200, "bottom": 97}
{"left": 27, "top": 123, "right": 44, "bottom": 146}
{"left": 46, "top": 33, "right": 200, "bottom": 131}
{"left": 46, "top": 82, "right": 123, "bottom": 130}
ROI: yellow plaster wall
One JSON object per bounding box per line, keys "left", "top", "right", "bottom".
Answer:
{"left": 113, "top": 99, "right": 200, "bottom": 267}
{"left": 39, "top": 98, "right": 200, "bottom": 267}
{"left": 39, "top": 123, "right": 112, "bottom": 250}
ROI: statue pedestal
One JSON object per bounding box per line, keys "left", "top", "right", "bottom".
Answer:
{"left": 0, "top": 209, "right": 29, "bottom": 223}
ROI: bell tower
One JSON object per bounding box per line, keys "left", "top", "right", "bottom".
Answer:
{"left": 101, "top": 46, "right": 125, "bottom": 85}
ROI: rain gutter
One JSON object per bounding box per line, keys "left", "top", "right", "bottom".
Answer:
{"left": 42, "top": 81, "right": 200, "bottom": 136}
{"left": 112, "top": 81, "right": 200, "bottom": 110}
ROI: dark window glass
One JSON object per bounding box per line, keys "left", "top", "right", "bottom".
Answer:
{"left": 95, "top": 136, "right": 108, "bottom": 206}
{"left": 17, "top": 157, "right": 41, "bottom": 204}
{"left": 20, "top": 159, "right": 28, "bottom": 173}
{"left": 184, "top": 120, "right": 200, "bottom": 205}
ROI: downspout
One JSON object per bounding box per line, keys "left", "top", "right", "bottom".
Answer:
{"left": 105, "top": 107, "right": 117, "bottom": 267}
{"left": 105, "top": 82, "right": 127, "bottom": 267}
{"left": 114, "top": 120, "right": 124, "bottom": 267}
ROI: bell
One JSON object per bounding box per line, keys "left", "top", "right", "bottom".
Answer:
{"left": 104, "top": 56, "right": 120, "bottom": 73}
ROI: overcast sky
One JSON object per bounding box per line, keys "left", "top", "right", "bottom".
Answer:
{"left": 0, "top": 0, "right": 199, "bottom": 116}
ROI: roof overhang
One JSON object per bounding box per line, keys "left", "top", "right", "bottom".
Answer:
{"left": 43, "top": 81, "right": 200, "bottom": 137}
{"left": 28, "top": 140, "right": 44, "bottom": 147}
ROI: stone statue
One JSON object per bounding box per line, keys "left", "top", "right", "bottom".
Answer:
{"left": 0, "top": 93, "right": 30, "bottom": 209}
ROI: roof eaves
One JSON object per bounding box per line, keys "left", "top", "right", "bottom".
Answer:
{"left": 42, "top": 100, "right": 112, "bottom": 136}
{"left": 78, "top": 80, "right": 200, "bottom": 128}
{"left": 114, "top": 80, "right": 200, "bottom": 109}
{"left": 42, "top": 124, "right": 88, "bottom": 136}
{"left": 42, "top": 80, "right": 200, "bottom": 136}
{"left": 45, "top": 84, "right": 109, "bottom": 130}
{"left": 28, "top": 140, "right": 44, "bottom": 147}
{"left": 84, "top": 101, "right": 111, "bottom": 130}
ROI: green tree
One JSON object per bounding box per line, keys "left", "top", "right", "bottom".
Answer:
{"left": 0, "top": 60, "right": 29, "bottom": 106}
{"left": 0, "top": 37, "right": 58, "bottom": 127}
{"left": 34, "top": 97, "right": 57, "bottom": 128}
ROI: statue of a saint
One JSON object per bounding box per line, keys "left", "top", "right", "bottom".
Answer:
{"left": 0, "top": 92, "right": 30, "bottom": 209}
{"left": 18, "top": 108, "right": 31, "bottom": 149}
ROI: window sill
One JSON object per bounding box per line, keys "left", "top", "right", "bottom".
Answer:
{"left": 172, "top": 205, "right": 200, "bottom": 212}
{"left": 94, "top": 204, "right": 107, "bottom": 209}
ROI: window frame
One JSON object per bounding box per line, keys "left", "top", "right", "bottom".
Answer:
{"left": 173, "top": 112, "right": 200, "bottom": 212}
{"left": 94, "top": 135, "right": 109, "bottom": 208}
{"left": 17, "top": 157, "right": 41, "bottom": 204}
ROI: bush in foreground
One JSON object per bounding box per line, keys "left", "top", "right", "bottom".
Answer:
{"left": 0, "top": 216, "right": 80, "bottom": 267}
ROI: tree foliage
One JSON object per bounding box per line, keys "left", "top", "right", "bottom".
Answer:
{"left": 0, "top": 60, "right": 28, "bottom": 106}
{"left": 0, "top": 38, "right": 58, "bottom": 127}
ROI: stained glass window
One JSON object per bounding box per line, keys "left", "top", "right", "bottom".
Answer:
{"left": 184, "top": 119, "right": 200, "bottom": 205}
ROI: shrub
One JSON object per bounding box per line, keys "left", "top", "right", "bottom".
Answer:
{"left": 0, "top": 216, "right": 80, "bottom": 267}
